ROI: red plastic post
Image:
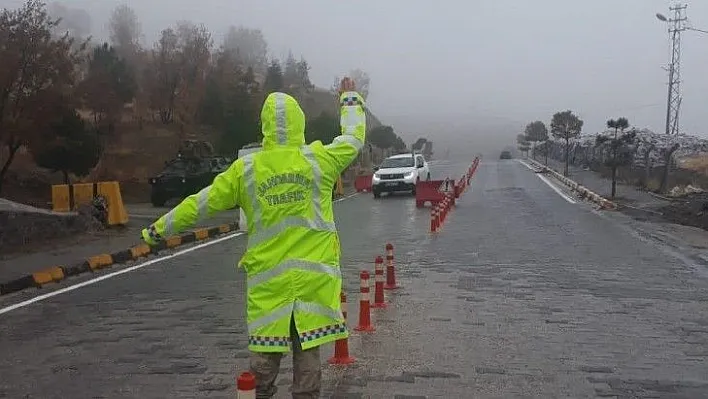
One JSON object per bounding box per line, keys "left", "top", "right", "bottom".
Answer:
{"left": 237, "top": 372, "right": 256, "bottom": 399}
{"left": 384, "top": 243, "right": 399, "bottom": 290}
{"left": 354, "top": 271, "right": 375, "bottom": 332}
{"left": 436, "top": 204, "right": 442, "bottom": 230}
{"left": 434, "top": 203, "right": 441, "bottom": 230}
{"left": 328, "top": 291, "right": 356, "bottom": 364}
{"left": 441, "top": 198, "right": 448, "bottom": 223}
{"left": 437, "top": 203, "right": 443, "bottom": 229}
{"left": 434, "top": 204, "right": 441, "bottom": 231}
{"left": 373, "top": 256, "right": 387, "bottom": 308}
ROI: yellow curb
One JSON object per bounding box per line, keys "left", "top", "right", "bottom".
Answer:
{"left": 87, "top": 254, "right": 113, "bottom": 271}
{"left": 194, "top": 228, "right": 209, "bottom": 240}
{"left": 32, "top": 266, "right": 65, "bottom": 286}
{"left": 130, "top": 244, "right": 151, "bottom": 258}
{"left": 165, "top": 236, "right": 182, "bottom": 248}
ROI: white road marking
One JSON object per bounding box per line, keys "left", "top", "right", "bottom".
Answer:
{"left": 0, "top": 192, "right": 360, "bottom": 316}
{"left": 537, "top": 174, "right": 577, "bottom": 204}
{"left": 516, "top": 158, "right": 541, "bottom": 172}
{"left": 0, "top": 232, "right": 244, "bottom": 316}
{"left": 517, "top": 159, "right": 576, "bottom": 204}
{"left": 336, "top": 192, "right": 359, "bottom": 202}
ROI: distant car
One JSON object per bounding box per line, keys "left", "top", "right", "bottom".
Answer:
{"left": 371, "top": 153, "right": 430, "bottom": 198}
{"left": 500, "top": 151, "right": 512, "bottom": 159}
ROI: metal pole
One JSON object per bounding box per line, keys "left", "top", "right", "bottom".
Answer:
{"left": 664, "top": 50, "right": 674, "bottom": 136}
{"left": 661, "top": 3, "right": 687, "bottom": 135}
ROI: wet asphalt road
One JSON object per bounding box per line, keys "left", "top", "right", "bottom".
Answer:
{"left": 2, "top": 159, "right": 708, "bottom": 398}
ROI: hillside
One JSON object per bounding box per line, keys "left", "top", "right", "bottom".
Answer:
{"left": 0, "top": 1, "right": 391, "bottom": 210}
{"left": 2, "top": 86, "right": 387, "bottom": 206}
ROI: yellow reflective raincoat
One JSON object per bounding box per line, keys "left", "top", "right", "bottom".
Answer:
{"left": 142, "top": 91, "right": 366, "bottom": 352}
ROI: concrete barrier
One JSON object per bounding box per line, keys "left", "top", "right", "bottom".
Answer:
{"left": 525, "top": 158, "right": 617, "bottom": 210}
{"left": 51, "top": 181, "right": 129, "bottom": 226}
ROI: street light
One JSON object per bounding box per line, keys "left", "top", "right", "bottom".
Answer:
{"left": 653, "top": 5, "right": 707, "bottom": 135}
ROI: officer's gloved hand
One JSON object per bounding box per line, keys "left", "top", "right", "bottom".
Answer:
{"left": 141, "top": 226, "right": 160, "bottom": 246}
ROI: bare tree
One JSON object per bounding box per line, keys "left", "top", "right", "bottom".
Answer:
{"left": 524, "top": 121, "right": 549, "bottom": 160}
{"left": 223, "top": 25, "right": 268, "bottom": 72}
{"left": 596, "top": 117, "right": 634, "bottom": 199}
{"left": 0, "top": 0, "right": 81, "bottom": 193}
{"left": 639, "top": 141, "right": 655, "bottom": 189}
{"left": 147, "top": 28, "right": 180, "bottom": 124}
{"left": 173, "top": 21, "right": 212, "bottom": 135}
{"left": 348, "top": 68, "right": 370, "bottom": 98}
{"left": 145, "top": 22, "right": 212, "bottom": 128}
{"left": 109, "top": 4, "right": 141, "bottom": 59}
{"left": 516, "top": 133, "right": 531, "bottom": 157}
{"left": 78, "top": 43, "right": 136, "bottom": 134}
{"left": 550, "top": 110, "right": 584, "bottom": 176}
{"left": 329, "top": 76, "right": 341, "bottom": 97}
{"left": 47, "top": 2, "right": 91, "bottom": 41}
{"left": 283, "top": 51, "right": 298, "bottom": 89}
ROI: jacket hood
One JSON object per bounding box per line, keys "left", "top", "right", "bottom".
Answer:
{"left": 260, "top": 92, "right": 306, "bottom": 150}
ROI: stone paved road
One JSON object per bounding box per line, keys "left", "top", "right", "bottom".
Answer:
{"left": 2, "top": 159, "right": 708, "bottom": 398}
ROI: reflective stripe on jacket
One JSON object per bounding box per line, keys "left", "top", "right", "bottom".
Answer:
{"left": 145, "top": 90, "right": 366, "bottom": 352}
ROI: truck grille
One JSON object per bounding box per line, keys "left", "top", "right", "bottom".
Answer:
{"left": 380, "top": 173, "right": 404, "bottom": 180}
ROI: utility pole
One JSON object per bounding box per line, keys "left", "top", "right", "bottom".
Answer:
{"left": 657, "top": 3, "right": 688, "bottom": 135}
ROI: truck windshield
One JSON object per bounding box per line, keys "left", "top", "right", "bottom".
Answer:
{"left": 380, "top": 157, "right": 414, "bottom": 168}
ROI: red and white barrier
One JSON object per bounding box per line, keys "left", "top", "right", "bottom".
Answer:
{"left": 354, "top": 271, "right": 375, "bottom": 332}
{"left": 328, "top": 291, "right": 356, "bottom": 365}
{"left": 384, "top": 243, "right": 399, "bottom": 290}
{"left": 354, "top": 175, "right": 373, "bottom": 192}
{"left": 237, "top": 372, "right": 256, "bottom": 399}
{"left": 415, "top": 179, "right": 447, "bottom": 208}
{"left": 373, "top": 255, "right": 387, "bottom": 308}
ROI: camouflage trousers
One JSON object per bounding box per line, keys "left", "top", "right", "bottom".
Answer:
{"left": 249, "top": 316, "right": 321, "bottom": 399}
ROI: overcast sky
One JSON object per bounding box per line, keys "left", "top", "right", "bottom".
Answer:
{"left": 3, "top": 0, "right": 707, "bottom": 148}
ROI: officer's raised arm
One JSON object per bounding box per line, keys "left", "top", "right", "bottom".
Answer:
{"left": 141, "top": 161, "right": 243, "bottom": 245}
{"left": 323, "top": 78, "right": 367, "bottom": 174}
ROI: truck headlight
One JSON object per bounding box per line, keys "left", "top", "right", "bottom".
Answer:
{"left": 404, "top": 172, "right": 414, "bottom": 178}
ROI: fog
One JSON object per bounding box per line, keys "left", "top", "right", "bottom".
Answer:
{"left": 3, "top": 0, "right": 707, "bottom": 154}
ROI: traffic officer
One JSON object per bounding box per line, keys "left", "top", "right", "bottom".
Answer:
{"left": 141, "top": 77, "right": 365, "bottom": 398}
